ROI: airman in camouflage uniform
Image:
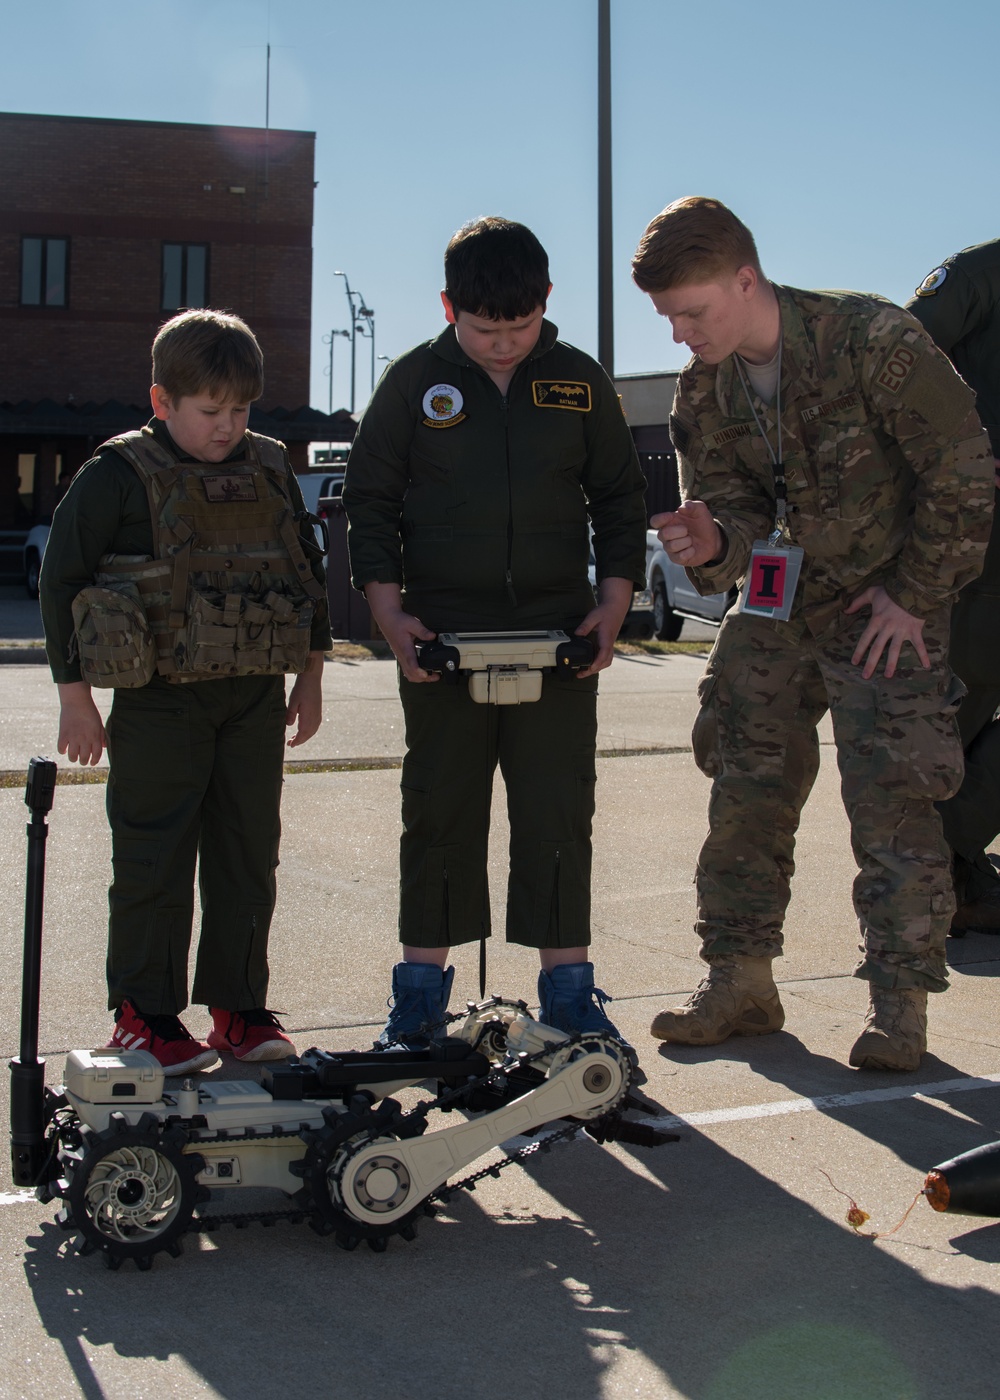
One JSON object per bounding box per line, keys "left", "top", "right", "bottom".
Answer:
{"left": 632, "top": 197, "right": 993, "bottom": 1070}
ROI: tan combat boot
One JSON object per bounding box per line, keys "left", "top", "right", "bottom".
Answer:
{"left": 650, "top": 954, "right": 784, "bottom": 1045}
{"left": 848, "top": 988, "right": 927, "bottom": 1072}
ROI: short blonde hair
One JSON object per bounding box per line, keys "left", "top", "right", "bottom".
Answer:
{"left": 152, "top": 309, "right": 264, "bottom": 402}
{"left": 631, "top": 196, "right": 762, "bottom": 293}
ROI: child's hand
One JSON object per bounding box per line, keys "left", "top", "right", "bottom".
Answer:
{"left": 575, "top": 577, "right": 633, "bottom": 676}
{"left": 364, "top": 582, "right": 438, "bottom": 682}
{"left": 286, "top": 652, "right": 325, "bottom": 747}
{"left": 57, "top": 682, "right": 106, "bottom": 765}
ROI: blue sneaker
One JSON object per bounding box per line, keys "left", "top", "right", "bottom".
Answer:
{"left": 537, "top": 962, "right": 642, "bottom": 1079}
{"left": 376, "top": 962, "right": 455, "bottom": 1050}
{"left": 537, "top": 963, "right": 622, "bottom": 1037}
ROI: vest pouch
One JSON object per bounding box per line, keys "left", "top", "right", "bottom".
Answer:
{"left": 256, "top": 589, "right": 313, "bottom": 673}
{"left": 71, "top": 584, "right": 156, "bottom": 689}
{"left": 187, "top": 588, "right": 313, "bottom": 676}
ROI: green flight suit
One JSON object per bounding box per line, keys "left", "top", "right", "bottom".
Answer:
{"left": 40, "top": 419, "right": 332, "bottom": 1014}
{"left": 907, "top": 243, "right": 1000, "bottom": 869}
{"left": 344, "top": 320, "right": 646, "bottom": 948}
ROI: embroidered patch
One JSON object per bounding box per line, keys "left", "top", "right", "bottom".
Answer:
{"left": 915, "top": 266, "right": 948, "bottom": 298}
{"left": 532, "top": 380, "right": 592, "bottom": 411}
{"left": 202, "top": 473, "right": 258, "bottom": 503}
{"left": 875, "top": 341, "right": 919, "bottom": 394}
{"left": 422, "top": 383, "right": 466, "bottom": 428}
{"left": 801, "top": 392, "right": 861, "bottom": 425}
{"left": 669, "top": 414, "right": 690, "bottom": 454}
{"left": 704, "top": 421, "right": 754, "bottom": 450}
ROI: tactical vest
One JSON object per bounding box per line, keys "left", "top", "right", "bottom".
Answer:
{"left": 72, "top": 427, "right": 324, "bottom": 686}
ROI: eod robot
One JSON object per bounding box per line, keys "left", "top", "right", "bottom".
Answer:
{"left": 9, "top": 757, "right": 672, "bottom": 1271}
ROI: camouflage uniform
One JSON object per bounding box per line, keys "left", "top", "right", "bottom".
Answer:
{"left": 673, "top": 285, "right": 993, "bottom": 991}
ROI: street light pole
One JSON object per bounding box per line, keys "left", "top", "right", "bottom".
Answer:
{"left": 357, "top": 301, "right": 375, "bottom": 395}
{"left": 597, "top": 0, "right": 614, "bottom": 377}
{"left": 334, "top": 270, "right": 361, "bottom": 412}
{"left": 322, "top": 328, "right": 350, "bottom": 416}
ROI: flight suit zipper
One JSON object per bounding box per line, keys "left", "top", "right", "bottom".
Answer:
{"left": 500, "top": 392, "right": 517, "bottom": 606}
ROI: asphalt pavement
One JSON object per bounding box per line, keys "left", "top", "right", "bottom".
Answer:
{"left": 1, "top": 595, "right": 999, "bottom": 1400}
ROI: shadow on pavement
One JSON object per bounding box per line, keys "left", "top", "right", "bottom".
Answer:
{"left": 20, "top": 1105, "right": 1000, "bottom": 1400}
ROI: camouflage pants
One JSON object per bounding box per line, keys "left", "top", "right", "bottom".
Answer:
{"left": 692, "top": 608, "right": 964, "bottom": 992}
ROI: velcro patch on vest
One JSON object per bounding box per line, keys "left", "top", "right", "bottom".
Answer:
{"left": 703, "top": 421, "right": 754, "bottom": 450}
{"left": 532, "top": 381, "right": 592, "bottom": 411}
{"left": 669, "top": 414, "right": 691, "bottom": 455}
{"left": 202, "top": 473, "right": 259, "bottom": 503}
{"left": 800, "top": 392, "right": 861, "bottom": 425}
{"left": 874, "top": 341, "right": 919, "bottom": 395}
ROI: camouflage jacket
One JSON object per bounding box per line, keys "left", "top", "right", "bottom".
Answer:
{"left": 670, "top": 284, "right": 994, "bottom": 639}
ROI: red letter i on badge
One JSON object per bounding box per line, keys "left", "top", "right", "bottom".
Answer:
{"left": 747, "top": 554, "right": 787, "bottom": 608}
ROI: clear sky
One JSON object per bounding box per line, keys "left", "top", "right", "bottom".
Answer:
{"left": 3, "top": 0, "right": 999, "bottom": 413}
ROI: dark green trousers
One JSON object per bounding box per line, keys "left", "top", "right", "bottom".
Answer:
{"left": 104, "top": 674, "right": 287, "bottom": 1014}
{"left": 398, "top": 669, "right": 598, "bottom": 950}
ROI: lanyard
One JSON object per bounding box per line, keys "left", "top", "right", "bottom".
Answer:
{"left": 735, "top": 343, "right": 791, "bottom": 545}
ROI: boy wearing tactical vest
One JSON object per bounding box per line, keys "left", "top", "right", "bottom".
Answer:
{"left": 41, "top": 310, "right": 332, "bottom": 1074}
{"left": 344, "top": 217, "right": 647, "bottom": 1053}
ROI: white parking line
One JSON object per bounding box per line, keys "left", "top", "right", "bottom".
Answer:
{"left": 643, "top": 1072, "right": 1000, "bottom": 1130}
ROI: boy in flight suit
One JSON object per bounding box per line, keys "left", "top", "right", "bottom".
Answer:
{"left": 632, "top": 197, "right": 992, "bottom": 1070}
{"left": 344, "top": 217, "right": 647, "bottom": 1051}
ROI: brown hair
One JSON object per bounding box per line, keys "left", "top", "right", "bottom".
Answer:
{"left": 631, "top": 196, "right": 762, "bottom": 293}
{"left": 152, "top": 309, "right": 264, "bottom": 402}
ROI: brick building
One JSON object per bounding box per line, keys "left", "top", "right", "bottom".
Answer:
{"left": 0, "top": 111, "right": 352, "bottom": 566}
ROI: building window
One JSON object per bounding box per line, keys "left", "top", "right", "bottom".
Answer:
{"left": 162, "top": 243, "right": 208, "bottom": 310}
{"left": 21, "top": 237, "right": 68, "bottom": 306}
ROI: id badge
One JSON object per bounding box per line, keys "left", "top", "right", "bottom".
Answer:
{"left": 737, "top": 540, "right": 804, "bottom": 621}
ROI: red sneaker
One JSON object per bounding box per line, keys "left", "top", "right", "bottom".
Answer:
{"left": 107, "top": 999, "right": 219, "bottom": 1074}
{"left": 208, "top": 1007, "right": 296, "bottom": 1062}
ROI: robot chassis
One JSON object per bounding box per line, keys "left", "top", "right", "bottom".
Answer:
{"left": 10, "top": 758, "right": 675, "bottom": 1271}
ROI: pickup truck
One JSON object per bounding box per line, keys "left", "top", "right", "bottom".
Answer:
{"left": 645, "top": 527, "right": 734, "bottom": 640}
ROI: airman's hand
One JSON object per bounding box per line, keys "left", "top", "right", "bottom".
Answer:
{"left": 651, "top": 501, "right": 724, "bottom": 568}
{"left": 844, "top": 585, "right": 930, "bottom": 679}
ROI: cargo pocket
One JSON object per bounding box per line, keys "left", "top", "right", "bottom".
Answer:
{"left": 869, "top": 672, "right": 966, "bottom": 801}
{"left": 691, "top": 671, "right": 723, "bottom": 778}
{"left": 71, "top": 584, "right": 155, "bottom": 688}
{"left": 529, "top": 840, "right": 590, "bottom": 947}
{"left": 410, "top": 843, "right": 488, "bottom": 946}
